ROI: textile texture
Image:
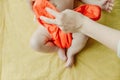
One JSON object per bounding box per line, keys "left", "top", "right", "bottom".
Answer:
{"left": 0, "top": 0, "right": 120, "bottom": 80}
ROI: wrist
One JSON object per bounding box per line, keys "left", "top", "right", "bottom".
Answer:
{"left": 74, "top": 13, "right": 88, "bottom": 33}
{"left": 80, "top": 17, "right": 94, "bottom": 35}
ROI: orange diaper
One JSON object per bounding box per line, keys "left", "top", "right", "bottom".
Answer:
{"left": 33, "top": 0, "right": 101, "bottom": 48}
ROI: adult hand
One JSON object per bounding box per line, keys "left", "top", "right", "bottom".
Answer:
{"left": 40, "top": 8, "right": 87, "bottom": 33}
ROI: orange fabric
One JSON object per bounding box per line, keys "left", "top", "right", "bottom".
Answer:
{"left": 33, "top": 0, "right": 101, "bottom": 48}
{"left": 74, "top": 4, "right": 101, "bottom": 21}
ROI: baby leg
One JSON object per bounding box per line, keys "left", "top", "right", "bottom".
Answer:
{"left": 30, "top": 26, "right": 67, "bottom": 61}
{"left": 65, "top": 32, "right": 88, "bottom": 67}
{"left": 81, "top": 0, "right": 114, "bottom": 12}
{"left": 30, "top": 26, "right": 58, "bottom": 53}
{"left": 57, "top": 48, "right": 67, "bottom": 61}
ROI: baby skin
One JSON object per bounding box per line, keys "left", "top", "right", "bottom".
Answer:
{"left": 29, "top": 0, "right": 114, "bottom": 67}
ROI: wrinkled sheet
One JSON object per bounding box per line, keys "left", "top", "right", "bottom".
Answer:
{"left": 0, "top": 0, "right": 120, "bottom": 80}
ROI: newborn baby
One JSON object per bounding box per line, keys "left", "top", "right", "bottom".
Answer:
{"left": 29, "top": 0, "right": 113, "bottom": 67}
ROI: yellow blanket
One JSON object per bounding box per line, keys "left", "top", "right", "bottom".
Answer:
{"left": 0, "top": 0, "right": 120, "bottom": 80}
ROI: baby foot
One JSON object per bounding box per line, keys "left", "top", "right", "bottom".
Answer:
{"left": 58, "top": 48, "right": 67, "bottom": 61}
{"left": 65, "top": 56, "right": 74, "bottom": 68}
{"left": 102, "top": 0, "right": 114, "bottom": 12}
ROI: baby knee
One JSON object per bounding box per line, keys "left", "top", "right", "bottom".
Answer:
{"left": 30, "top": 37, "right": 58, "bottom": 53}
{"left": 30, "top": 38, "right": 42, "bottom": 52}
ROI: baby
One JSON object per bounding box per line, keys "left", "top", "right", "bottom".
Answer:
{"left": 29, "top": 0, "right": 113, "bottom": 67}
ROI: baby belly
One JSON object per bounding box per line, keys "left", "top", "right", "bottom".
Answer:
{"left": 49, "top": 0, "right": 74, "bottom": 11}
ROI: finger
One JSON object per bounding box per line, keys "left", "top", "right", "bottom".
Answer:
{"left": 109, "top": 3, "right": 114, "bottom": 7}
{"left": 107, "top": 8, "right": 112, "bottom": 13}
{"left": 40, "top": 16, "right": 57, "bottom": 24}
{"left": 46, "top": 7, "right": 60, "bottom": 17}
{"left": 108, "top": 7, "right": 113, "bottom": 11}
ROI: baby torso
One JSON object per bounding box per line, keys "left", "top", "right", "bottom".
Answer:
{"left": 49, "top": 0, "right": 74, "bottom": 11}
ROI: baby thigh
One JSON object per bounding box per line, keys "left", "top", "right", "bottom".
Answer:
{"left": 30, "top": 26, "right": 58, "bottom": 53}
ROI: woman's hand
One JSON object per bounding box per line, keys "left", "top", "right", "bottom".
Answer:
{"left": 40, "top": 8, "right": 87, "bottom": 33}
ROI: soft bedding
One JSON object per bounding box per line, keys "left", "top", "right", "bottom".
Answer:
{"left": 0, "top": 0, "right": 120, "bottom": 80}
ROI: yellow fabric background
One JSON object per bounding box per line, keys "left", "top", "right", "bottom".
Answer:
{"left": 0, "top": 0, "right": 120, "bottom": 80}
